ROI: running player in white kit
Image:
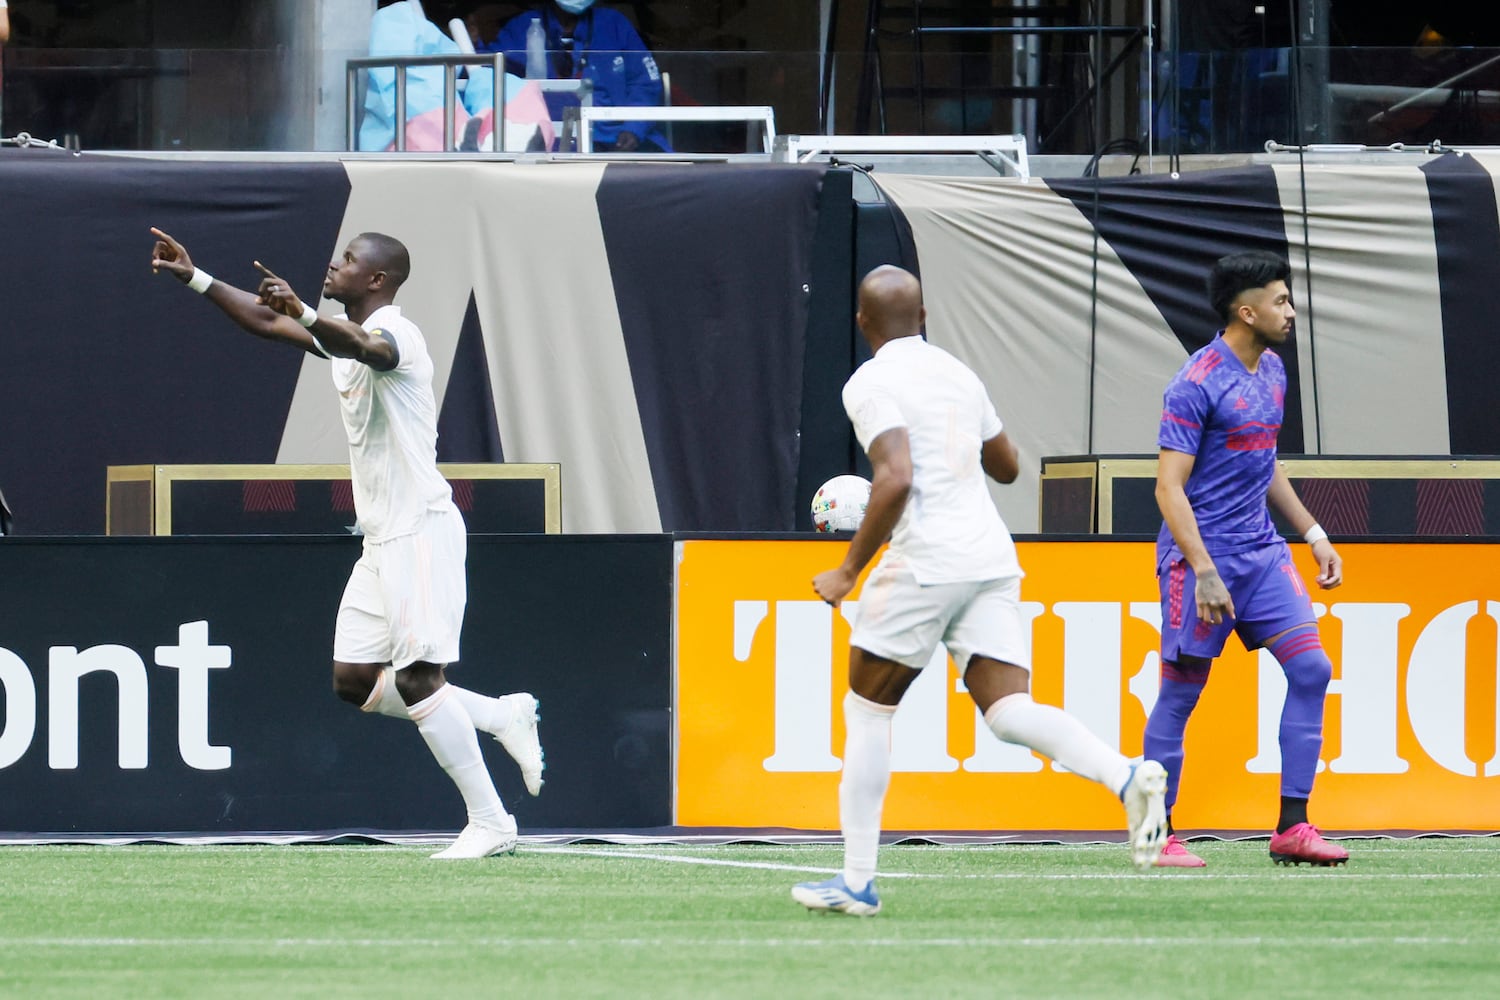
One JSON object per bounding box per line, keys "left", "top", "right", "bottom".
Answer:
{"left": 792, "top": 266, "right": 1167, "bottom": 916}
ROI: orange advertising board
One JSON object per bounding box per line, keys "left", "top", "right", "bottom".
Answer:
{"left": 675, "top": 539, "right": 1500, "bottom": 831}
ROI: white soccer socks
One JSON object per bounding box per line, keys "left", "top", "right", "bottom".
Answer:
{"left": 450, "top": 685, "right": 514, "bottom": 735}
{"left": 984, "top": 693, "right": 1133, "bottom": 794}
{"left": 407, "top": 685, "right": 513, "bottom": 833}
{"left": 840, "top": 691, "right": 899, "bottom": 894}
{"left": 360, "top": 666, "right": 408, "bottom": 718}
{"left": 361, "top": 666, "right": 515, "bottom": 736}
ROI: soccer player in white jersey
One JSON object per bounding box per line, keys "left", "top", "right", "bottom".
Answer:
{"left": 791, "top": 266, "right": 1168, "bottom": 916}
{"left": 150, "top": 228, "right": 544, "bottom": 859}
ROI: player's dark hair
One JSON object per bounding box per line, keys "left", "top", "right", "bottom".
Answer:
{"left": 1207, "top": 251, "right": 1290, "bottom": 322}
{"left": 356, "top": 232, "right": 411, "bottom": 290}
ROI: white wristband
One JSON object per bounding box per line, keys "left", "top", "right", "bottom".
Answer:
{"left": 1303, "top": 524, "right": 1328, "bottom": 545}
{"left": 186, "top": 268, "right": 214, "bottom": 294}
{"left": 296, "top": 303, "right": 319, "bottom": 328}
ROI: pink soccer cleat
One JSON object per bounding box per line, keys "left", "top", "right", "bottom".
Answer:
{"left": 1268, "top": 822, "right": 1349, "bottom": 867}
{"left": 1154, "top": 834, "right": 1207, "bottom": 868}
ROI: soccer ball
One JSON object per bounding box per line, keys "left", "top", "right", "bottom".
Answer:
{"left": 811, "top": 475, "right": 871, "bottom": 533}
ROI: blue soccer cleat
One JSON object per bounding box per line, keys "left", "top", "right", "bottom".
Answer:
{"left": 791, "top": 874, "right": 882, "bottom": 916}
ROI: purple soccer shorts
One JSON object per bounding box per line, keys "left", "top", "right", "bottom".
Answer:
{"left": 1158, "top": 539, "right": 1317, "bottom": 661}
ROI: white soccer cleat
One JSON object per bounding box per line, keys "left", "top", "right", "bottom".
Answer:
{"left": 791, "top": 874, "right": 882, "bottom": 916}
{"left": 1122, "top": 759, "right": 1169, "bottom": 871}
{"left": 430, "top": 822, "right": 518, "bottom": 860}
{"left": 495, "top": 693, "right": 545, "bottom": 796}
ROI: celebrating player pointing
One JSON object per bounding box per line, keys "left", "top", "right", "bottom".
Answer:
{"left": 150, "top": 228, "right": 544, "bottom": 859}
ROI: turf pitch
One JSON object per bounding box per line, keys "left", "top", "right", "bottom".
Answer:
{"left": 2, "top": 837, "right": 1497, "bottom": 998}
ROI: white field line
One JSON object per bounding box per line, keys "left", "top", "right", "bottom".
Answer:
{"left": 531, "top": 845, "right": 1500, "bottom": 879}
{"left": 8, "top": 841, "right": 1496, "bottom": 868}
{"left": 529, "top": 845, "right": 851, "bottom": 876}
{"left": 1329, "top": 847, "right": 1500, "bottom": 854}
{"left": 6, "top": 840, "right": 1497, "bottom": 853}
{"left": 0, "top": 935, "right": 1482, "bottom": 950}
{"left": 15, "top": 842, "right": 1490, "bottom": 877}
{"left": 296, "top": 844, "right": 1493, "bottom": 861}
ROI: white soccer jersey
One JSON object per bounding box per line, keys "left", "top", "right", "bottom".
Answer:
{"left": 843, "top": 335, "right": 1021, "bottom": 585}
{"left": 315, "top": 305, "right": 455, "bottom": 542}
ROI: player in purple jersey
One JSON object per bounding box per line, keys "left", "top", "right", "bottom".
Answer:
{"left": 1146, "top": 251, "right": 1349, "bottom": 868}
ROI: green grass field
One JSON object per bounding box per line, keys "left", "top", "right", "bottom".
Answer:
{"left": 2, "top": 838, "right": 1498, "bottom": 998}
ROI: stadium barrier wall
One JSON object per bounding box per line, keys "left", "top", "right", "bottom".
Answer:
{"left": 1038, "top": 455, "right": 1500, "bottom": 536}
{"left": 0, "top": 535, "right": 673, "bottom": 836}
{"left": 5, "top": 534, "right": 1497, "bottom": 837}
{"left": 675, "top": 538, "right": 1500, "bottom": 833}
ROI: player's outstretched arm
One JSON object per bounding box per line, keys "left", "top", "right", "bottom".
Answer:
{"left": 813, "top": 428, "right": 912, "bottom": 607}
{"left": 1268, "top": 462, "right": 1342, "bottom": 589}
{"left": 252, "top": 262, "right": 396, "bottom": 371}
{"left": 150, "top": 228, "right": 324, "bottom": 358}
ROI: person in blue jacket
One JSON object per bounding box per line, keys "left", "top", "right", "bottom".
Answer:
{"left": 480, "top": 1, "right": 670, "bottom": 152}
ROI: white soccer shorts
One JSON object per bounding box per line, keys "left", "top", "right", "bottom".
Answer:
{"left": 333, "top": 506, "right": 468, "bottom": 669}
{"left": 849, "top": 559, "right": 1030, "bottom": 673}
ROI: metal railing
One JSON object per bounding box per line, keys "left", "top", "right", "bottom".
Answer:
{"left": 346, "top": 53, "right": 591, "bottom": 152}
{"left": 347, "top": 53, "right": 505, "bottom": 152}
{"left": 774, "top": 133, "right": 1030, "bottom": 179}
{"left": 573, "top": 105, "right": 777, "bottom": 154}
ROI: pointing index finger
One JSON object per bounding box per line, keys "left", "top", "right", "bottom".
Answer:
{"left": 253, "top": 260, "right": 279, "bottom": 280}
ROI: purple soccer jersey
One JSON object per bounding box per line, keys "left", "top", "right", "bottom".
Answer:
{"left": 1156, "top": 333, "right": 1286, "bottom": 565}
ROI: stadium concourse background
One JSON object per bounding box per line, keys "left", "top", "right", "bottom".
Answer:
{"left": 3, "top": 151, "right": 1500, "bottom": 836}
{"left": 2, "top": 152, "right": 1500, "bottom": 537}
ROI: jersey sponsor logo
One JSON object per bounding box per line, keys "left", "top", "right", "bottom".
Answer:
{"left": 1226, "top": 421, "right": 1280, "bottom": 451}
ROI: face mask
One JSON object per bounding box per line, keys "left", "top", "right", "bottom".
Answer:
{"left": 556, "top": 0, "right": 595, "bottom": 13}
